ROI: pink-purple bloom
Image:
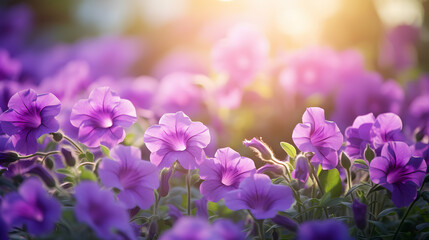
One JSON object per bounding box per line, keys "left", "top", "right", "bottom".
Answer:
{"left": 212, "top": 24, "right": 269, "bottom": 87}
{"left": 369, "top": 141, "right": 426, "bottom": 207}
{"left": 74, "top": 181, "right": 136, "bottom": 240}
{"left": 70, "top": 87, "right": 137, "bottom": 148}
{"left": 292, "top": 107, "right": 343, "bottom": 170}
{"left": 224, "top": 173, "right": 294, "bottom": 219}
{"left": 199, "top": 147, "right": 256, "bottom": 202}
{"left": 98, "top": 145, "right": 159, "bottom": 209}
{"left": 144, "top": 111, "right": 210, "bottom": 169}
{"left": 0, "top": 89, "right": 61, "bottom": 154}
{"left": 292, "top": 156, "right": 309, "bottom": 184}
{"left": 1, "top": 178, "right": 61, "bottom": 235}
{"left": 296, "top": 220, "right": 352, "bottom": 240}
{"left": 370, "top": 113, "right": 404, "bottom": 152}
{"left": 345, "top": 113, "right": 375, "bottom": 159}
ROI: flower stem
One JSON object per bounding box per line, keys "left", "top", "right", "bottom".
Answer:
{"left": 346, "top": 168, "right": 355, "bottom": 201}
{"left": 256, "top": 220, "right": 265, "bottom": 240}
{"left": 62, "top": 135, "right": 84, "bottom": 154}
{"left": 393, "top": 182, "right": 426, "bottom": 240}
{"left": 186, "top": 169, "right": 192, "bottom": 216}
{"left": 18, "top": 151, "right": 60, "bottom": 159}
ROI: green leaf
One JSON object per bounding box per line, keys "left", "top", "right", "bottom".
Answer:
{"left": 85, "top": 151, "right": 94, "bottom": 162}
{"left": 417, "top": 223, "right": 429, "bottom": 231}
{"left": 317, "top": 168, "right": 342, "bottom": 198}
{"left": 377, "top": 207, "right": 398, "bottom": 218}
{"left": 100, "top": 145, "right": 110, "bottom": 157}
{"left": 56, "top": 168, "right": 73, "bottom": 177}
{"left": 80, "top": 169, "right": 97, "bottom": 181}
{"left": 280, "top": 142, "right": 296, "bottom": 159}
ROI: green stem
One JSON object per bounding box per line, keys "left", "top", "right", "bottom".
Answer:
{"left": 186, "top": 169, "right": 192, "bottom": 216}
{"left": 62, "top": 135, "right": 84, "bottom": 154}
{"left": 256, "top": 220, "right": 265, "bottom": 240}
{"left": 346, "top": 169, "right": 355, "bottom": 201}
{"left": 392, "top": 182, "right": 426, "bottom": 240}
{"left": 18, "top": 151, "right": 60, "bottom": 159}
{"left": 309, "top": 164, "right": 329, "bottom": 218}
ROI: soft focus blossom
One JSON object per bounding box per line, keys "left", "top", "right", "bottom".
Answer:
{"left": 412, "top": 142, "right": 429, "bottom": 172}
{"left": 0, "top": 89, "right": 61, "bottom": 154}
{"left": 370, "top": 113, "right": 404, "bottom": 152}
{"left": 159, "top": 217, "right": 245, "bottom": 240}
{"left": 74, "top": 181, "right": 136, "bottom": 240}
{"left": 98, "top": 145, "right": 159, "bottom": 209}
{"left": 271, "top": 215, "right": 298, "bottom": 232}
{"left": 144, "top": 111, "right": 210, "bottom": 169}
{"left": 212, "top": 24, "right": 269, "bottom": 87}
{"left": 345, "top": 113, "right": 375, "bottom": 159}
{"left": 352, "top": 199, "right": 367, "bottom": 230}
{"left": 379, "top": 25, "right": 420, "bottom": 72}
{"left": 152, "top": 73, "right": 203, "bottom": 117}
{"left": 70, "top": 87, "right": 137, "bottom": 148}
{"left": 408, "top": 95, "right": 429, "bottom": 137}
{"left": 292, "top": 156, "right": 309, "bottom": 184}
{"left": 168, "top": 204, "right": 183, "bottom": 222}
{"left": 0, "top": 49, "right": 21, "bottom": 81}
{"left": 153, "top": 50, "right": 207, "bottom": 79}
{"left": 369, "top": 141, "right": 426, "bottom": 207}
{"left": 296, "top": 220, "right": 352, "bottom": 240}
{"left": 292, "top": 107, "right": 343, "bottom": 170}
{"left": 4, "top": 158, "right": 56, "bottom": 188}
{"left": 332, "top": 73, "right": 404, "bottom": 130}
{"left": 195, "top": 197, "right": 209, "bottom": 219}
{"left": 199, "top": 147, "right": 256, "bottom": 202}
{"left": 1, "top": 178, "right": 61, "bottom": 235}
{"left": 224, "top": 173, "right": 294, "bottom": 219}
{"left": 119, "top": 76, "right": 158, "bottom": 111}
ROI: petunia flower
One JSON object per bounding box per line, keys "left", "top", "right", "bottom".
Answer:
{"left": 159, "top": 217, "right": 245, "bottom": 240}
{"left": 98, "top": 145, "right": 159, "bottom": 209}
{"left": 211, "top": 23, "right": 269, "bottom": 88}
{"left": 74, "top": 181, "right": 136, "bottom": 240}
{"left": 224, "top": 173, "right": 294, "bottom": 219}
{"left": 1, "top": 178, "right": 61, "bottom": 235}
{"left": 143, "top": 111, "right": 210, "bottom": 169}
{"left": 296, "top": 220, "right": 352, "bottom": 240}
{"left": 70, "top": 87, "right": 137, "bottom": 148}
{"left": 344, "top": 113, "right": 375, "bottom": 159}
{"left": 292, "top": 107, "right": 343, "bottom": 170}
{"left": 199, "top": 147, "right": 256, "bottom": 202}
{"left": 370, "top": 113, "right": 404, "bottom": 153}
{"left": 0, "top": 89, "right": 61, "bottom": 154}
{"left": 369, "top": 141, "right": 426, "bottom": 207}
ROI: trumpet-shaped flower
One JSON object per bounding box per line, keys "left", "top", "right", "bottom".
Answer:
{"left": 292, "top": 107, "right": 343, "bottom": 170}
{"left": 144, "top": 111, "right": 210, "bottom": 169}
{"left": 224, "top": 174, "right": 294, "bottom": 219}
{"left": 98, "top": 145, "right": 159, "bottom": 209}
{"left": 74, "top": 181, "right": 136, "bottom": 240}
{"left": 70, "top": 87, "right": 137, "bottom": 148}
{"left": 0, "top": 89, "right": 61, "bottom": 154}
{"left": 199, "top": 147, "right": 256, "bottom": 202}
{"left": 345, "top": 113, "right": 375, "bottom": 159}
{"left": 369, "top": 141, "right": 426, "bottom": 207}
{"left": 370, "top": 113, "right": 404, "bottom": 152}
{"left": 1, "top": 178, "right": 61, "bottom": 235}
{"left": 296, "top": 220, "right": 352, "bottom": 240}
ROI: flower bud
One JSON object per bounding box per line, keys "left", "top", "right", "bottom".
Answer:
{"left": 159, "top": 167, "right": 173, "bottom": 197}
{"left": 148, "top": 217, "right": 158, "bottom": 239}
{"left": 352, "top": 199, "right": 367, "bottom": 230}
{"left": 256, "top": 164, "right": 284, "bottom": 176}
{"left": 243, "top": 137, "right": 274, "bottom": 161}
{"left": 340, "top": 152, "right": 351, "bottom": 170}
{"left": 195, "top": 197, "right": 208, "bottom": 219}
{"left": 44, "top": 157, "right": 54, "bottom": 170}
{"left": 61, "top": 148, "right": 76, "bottom": 167}
{"left": 364, "top": 144, "right": 375, "bottom": 162}
{"left": 51, "top": 132, "right": 63, "bottom": 142}
{"left": 27, "top": 165, "right": 56, "bottom": 188}
{"left": 0, "top": 152, "right": 19, "bottom": 166}
{"left": 271, "top": 215, "right": 298, "bottom": 232}
{"left": 292, "top": 156, "right": 309, "bottom": 184}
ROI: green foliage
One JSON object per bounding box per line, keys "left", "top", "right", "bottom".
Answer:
{"left": 317, "top": 168, "right": 342, "bottom": 198}
{"left": 280, "top": 142, "right": 297, "bottom": 159}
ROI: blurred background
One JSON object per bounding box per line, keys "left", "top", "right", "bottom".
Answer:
{"left": 1, "top": 0, "right": 428, "bottom": 162}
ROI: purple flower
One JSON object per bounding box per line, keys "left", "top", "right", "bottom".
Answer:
{"left": 412, "top": 142, "right": 429, "bottom": 172}
{"left": 408, "top": 95, "right": 429, "bottom": 137}
{"left": 168, "top": 204, "right": 183, "bottom": 222}
{"left": 98, "top": 145, "right": 159, "bottom": 209}
{"left": 271, "top": 215, "right": 298, "bottom": 232}
{"left": 224, "top": 173, "right": 294, "bottom": 219}
{"left": 256, "top": 163, "right": 284, "bottom": 176}
{"left": 159, "top": 217, "right": 244, "bottom": 240}
{"left": 4, "top": 159, "right": 56, "bottom": 188}
{"left": 292, "top": 107, "right": 343, "bottom": 170}
{"left": 369, "top": 141, "right": 426, "bottom": 207}
{"left": 199, "top": 147, "right": 256, "bottom": 202}
{"left": 0, "top": 89, "right": 61, "bottom": 154}
{"left": 70, "top": 87, "right": 137, "bottom": 148}
{"left": 1, "top": 178, "right": 61, "bottom": 235}
{"left": 296, "top": 220, "right": 352, "bottom": 240}
{"left": 143, "top": 111, "right": 210, "bottom": 169}
{"left": 0, "top": 49, "right": 21, "bottom": 81}
{"left": 345, "top": 113, "right": 376, "bottom": 159}
{"left": 352, "top": 199, "right": 367, "bottom": 230}
{"left": 370, "top": 113, "right": 404, "bottom": 152}
{"left": 195, "top": 197, "right": 209, "bottom": 219}
{"left": 292, "top": 156, "right": 309, "bottom": 184}
{"left": 74, "top": 181, "right": 136, "bottom": 240}
{"left": 211, "top": 23, "right": 269, "bottom": 87}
